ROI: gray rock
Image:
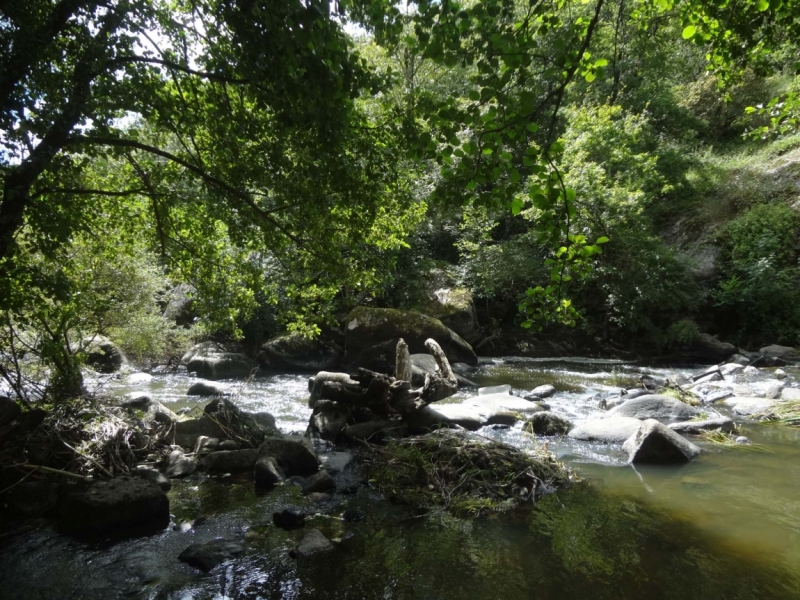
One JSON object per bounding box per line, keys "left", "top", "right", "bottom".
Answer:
{"left": 187, "top": 381, "right": 226, "bottom": 397}
{"left": 719, "top": 363, "right": 745, "bottom": 376}
{"left": 782, "top": 388, "right": 800, "bottom": 401}
{"left": 568, "top": 417, "right": 643, "bottom": 444}
{"left": 774, "top": 369, "right": 788, "bottom": 380}
{"left": 724, "top": 397, "right": 776, "bottom": 415}
{"left": 182, "top": 342, "right": 256, "bottom": 380}
{"left": 126, "top": 372, "right": 153, "bottom": 386}
{"left": 309, "top": 401, "right": 350, "bottom": 441}
{"left": 302, "top": 471, "right": 336, "bottom": 494}
{"left": 133, "top": 466, "right": 171, "bottom": 492}
{"left": 526, "top": 412, "right": 573, "bottom": 436}
{"left": 198, "top": 449, "right": 259, "bottom": 473}
{"left": 479, "top": 384, "right": 511, "bottom": 395}
{"left": 251, "top": 412, "right": 280, "bottom": 437}
{"left": 57, "top": 476, "right": 169, "bottom": 536}
{"left": 218, "top": 439, "right": 241, "bottom": 451}
{"left": 760, "top": 344, "right": 796, "bottom": 357}
{"left": 259, "top": 435, "right": 320, "bottom": 476}
{"left": 689, "top": 371, "right": 724, "bottom": 387}
{"left": 406, "top": 404, "right": 482, "bottom": 432}
{"left": 485, "top": 411, "right": 520, "bottom": 426}
{"left": 343, "top": 307, "right": 478, "bottom": 370}
{"left": 258, "top": 332, "right": 341, "bottom": 371}
{"left": 668, "top": 417, "right": 735, "bottom": 434}
{"left": 607, "top": 395, "right": 701, "bottom": 421}
{"left": 743, "top": 365, "right": 759, "bottom": 375}
{"left": 765, "top": 383, "right": 784, "bottom": 399}
{"left": 620, "top": 389, "right": 651, "bottom": 400}
{"left": 463, "top": 393, "right": 546, "bottom": 415}
{"left": 320, "top": 452, "right": 353, "bottom": 473}
{"left": 254, "top": 456, "right": 284, "bottom": 486}
{"left": 528, "top": 384, "right": 556, "bottom": 399}
{"left": 166, "top": 449, "right": 197, "bottom": 478}
{"left": 147, "top": 401, "right": 179, "bottom": 425}
{"left": 696, "top": 333, "right": 737, "bottom": 360}
{"left": 178, "top": 539, "right": 245, "bottom": 572}
{"left": 291, "top": 529, "right": 334, "bottom": 559}
{"left": 728, "top": 354, "right": 751, "bottom": 366}
{"left": 173, "top": 416, "right": 227, "bottom": 448}
{"left": 735, "top": 436, "right": 751, "bottom": 445}
{"left": 420, "top": 277, "right": 482, "bottom": 345}
{"left": 623, "top": 419, "right": 701, "bottom": 464}
{"left": 119, "top": 394, "right": 152, "bottom": 410}
{"left": 343, "top": 420, "right": 407, "bottom": 442}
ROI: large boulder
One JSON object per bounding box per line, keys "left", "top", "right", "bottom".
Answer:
{"left": 568, "top": 417, "right": 643, "bottom": 443}
{"left": 623, "top": 419, "right": 701, "bottom": 464}
{"left": 343, "top": 307, "right": 477, "bottom": 372}
{"left": 258, "top": 332, "right": 342, "bottom": 372}
{"left": 83, "top": 335, "right": 125, "bottom": 373}
{"left": 182, "top": 342, "right": 256, "bottom": 380}
{"left": 172, "top": 416, "right": 227, "bottom": 448}
{"left": 606, "top": 395, "right": 702, "bottom": 421}
{"left": 724, "top": 397, "right": 776, "bottom": 416}
{"left": 760, "top": 344, "right": 797, "bottom": 358}
{"left": 57, "top": 477, "right": 169, "bottom": 536}
{"left": 162, "top": 283, "right": 196, "bottom": 326}
{"left": 692, "top": 333, "right": 737, "bottom": 361}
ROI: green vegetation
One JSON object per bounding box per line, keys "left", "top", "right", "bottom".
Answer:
{"left": 2, "top": 0, "right": 800, "bottom": 399}
{"left": 366, "top": 432, "right": 571, "bottom": 516}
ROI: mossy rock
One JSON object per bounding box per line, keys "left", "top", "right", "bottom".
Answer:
{"left": 343, "top": 307, "right": 478, "bottom": 370}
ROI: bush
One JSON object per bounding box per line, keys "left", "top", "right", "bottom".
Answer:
{"left": 712, "top": 202, "right": 800, "bottom": 346}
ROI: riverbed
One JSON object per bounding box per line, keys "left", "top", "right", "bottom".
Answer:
{"left": 2, "top": 358, "right": 800, "bottom": 599}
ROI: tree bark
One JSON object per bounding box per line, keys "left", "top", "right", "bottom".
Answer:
{"left": 395, "top": 338, "right": 412, "bottom": 382}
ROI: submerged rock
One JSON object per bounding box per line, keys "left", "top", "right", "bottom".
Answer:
{"left": 254, "top": 455, "right": 285, "bottom": 486}
{"left": 623, "top": 419, "right": 701, "bottom": 464}
{"left": 273, "top": 508, "right": 305, "bottom": 530}
{"left": 568, "top": 417, "right": 642, "bottom": 444}
{"left": 178, "top": 539, "right": 245, "bottom": 572}
{"left": 606, "top": 395, "right": 701, "bottom": 421}
{"left": 57, "top": 477, "right": 169, "bottom": 536}
{"left": 301, "top": 471, "right": 336, "bottom": 494}
{"left": 290, "top": 529, "right": 334, "bottom": 559}
{"left": 320, "top": 452, "right": 354, "bottom": 473}
{"left": 669, "top": 417, "right": 735, "bottom": 434}
{"left": 198, "top": 449, "right": 259, "bottom": 473}
{"left": 187, "top": 381, "right": 226, "bottom": 397}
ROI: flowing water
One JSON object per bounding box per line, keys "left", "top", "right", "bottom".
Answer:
{"left": 3, "top": 358, "right": 800, "bottom": 599}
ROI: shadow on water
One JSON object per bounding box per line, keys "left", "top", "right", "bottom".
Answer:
{"left": 2, "top": 480, "right": 800, "bottom": 599}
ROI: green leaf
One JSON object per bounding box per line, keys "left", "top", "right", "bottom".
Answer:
{"left": 758, "top": 0, "right": 770, "bottom": 10}
{"left": 526, "top": 122, "right": 539, "bottom": 133}
{"left": 511, "top": 197, "right": 524, "bottom": 215}
{"left": 482, "top": 148, "right": 494, "bottom": 155}
{"left": 595, "top": 236, "right": 609, "bottom": 244}
{"left": 682, "top": 25, "right": 697, "bottom": 39}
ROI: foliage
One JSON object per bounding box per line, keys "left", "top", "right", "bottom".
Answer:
{"left": 712, "top": 202, "right": 800, "bottom": 346}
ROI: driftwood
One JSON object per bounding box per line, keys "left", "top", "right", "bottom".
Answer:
{"left": 311, "top": 338, "right": 458, "bottom": 436}
{"left": 395, "top": 339, "right": 412, "bottom": 383}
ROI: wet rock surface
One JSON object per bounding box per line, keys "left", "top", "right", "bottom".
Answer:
{"left": 178, "top": 539, "right": 245, "bottom": 572}
{"left": 290, "top": 529, "right": 334, "bottom": 559}
{"left": 623, "top": 419, "right": 702, "bottom": 464}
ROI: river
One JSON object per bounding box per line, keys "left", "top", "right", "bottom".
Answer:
{"left": 2, "top": 358, "right": 800, "bottom": 599}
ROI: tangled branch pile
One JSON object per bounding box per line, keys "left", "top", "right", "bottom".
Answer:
{"left": 1, "top": 396, "right": 166, "bottom": 487}
{"left": 366, "top": 431, "right": 572, "bottom": 517}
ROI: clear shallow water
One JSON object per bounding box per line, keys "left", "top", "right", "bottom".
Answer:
{"left": 3, "top": 358, "right": 800, "bottom": 599}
